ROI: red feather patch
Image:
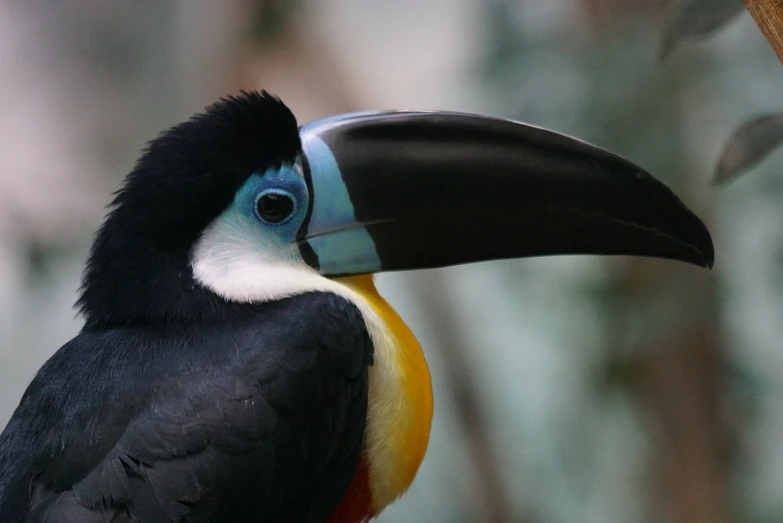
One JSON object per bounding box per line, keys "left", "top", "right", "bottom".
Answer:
{"left": 327, "top": 457, "right": 374, "bottom": 523}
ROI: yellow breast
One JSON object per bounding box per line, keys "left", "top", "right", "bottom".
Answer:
{"left": 335, "top": 275, "right": 433, "bottom": 515}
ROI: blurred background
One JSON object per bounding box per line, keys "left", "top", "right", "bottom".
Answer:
{"left": 1, "top": 1, "right": 781, "bottom": 522}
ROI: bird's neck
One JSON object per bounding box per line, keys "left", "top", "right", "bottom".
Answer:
{"left": 334, "top": 275, "right": 433, "bottom": 520}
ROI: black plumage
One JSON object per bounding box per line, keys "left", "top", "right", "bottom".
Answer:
{"left": 80, "top": 91, "right": 302, "bottom": 327}
{"left": 1, "top": 293, "right": 372, "bottom": 523}
{"left": 0, "top": 92, "right": 373, "bottom": 522}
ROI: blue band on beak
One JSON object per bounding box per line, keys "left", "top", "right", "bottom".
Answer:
{"left": 301, "top": 134, "right": 382, "bottom": 275}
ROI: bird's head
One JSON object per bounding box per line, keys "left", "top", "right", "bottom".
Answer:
{"left": 78, "top": 91, "right": 713, "bottom": 327}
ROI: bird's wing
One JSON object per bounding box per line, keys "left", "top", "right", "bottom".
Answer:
{"left": 0, "top": 292, "right": 373, "bottom": 523}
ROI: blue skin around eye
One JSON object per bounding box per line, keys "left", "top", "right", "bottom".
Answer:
{"left": 230, "top": 149, "right": 382, "bottom": 275}
{"left": 235, "top": 166, "right": 309, "bottom": 244}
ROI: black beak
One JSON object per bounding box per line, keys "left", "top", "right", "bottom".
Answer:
{"left": 298, "top": 111, "right": 714, "bottom": 276}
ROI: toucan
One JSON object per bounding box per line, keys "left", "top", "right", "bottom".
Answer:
{"left": 0, "top": 91, "right": 713, "bottom": 523}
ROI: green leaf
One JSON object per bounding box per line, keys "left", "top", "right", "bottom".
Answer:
{"left": 659, "top": 0, "right": 744, "bottom": 62}
{"left": 714, "top": 113, "right": 783, "bottom": 185}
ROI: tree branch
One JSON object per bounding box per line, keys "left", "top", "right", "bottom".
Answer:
{"left": 745, "top": 0, "right": 783, "bottom": 64}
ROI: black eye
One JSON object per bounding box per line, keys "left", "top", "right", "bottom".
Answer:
{"left": 256, "top": 192, "right": 295, "bottom": 224}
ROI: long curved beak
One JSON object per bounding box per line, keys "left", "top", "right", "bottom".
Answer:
{"left": 297, "top": 111, "right": 714, "bottom": 276}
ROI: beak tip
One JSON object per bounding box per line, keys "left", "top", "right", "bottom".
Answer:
{"left": 701, "top": 248, "right": 716, "bottom": 270}
{"left": 697, "top": 253, "right": 715, "bottom": 270}
{"left": 685, "top": 219, "right": 715, "bottom": 269}
{"left": 703, "top": 246, "right": 716, "bottom": 270}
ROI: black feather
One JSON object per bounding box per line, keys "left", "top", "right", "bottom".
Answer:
{"left": 0, "top": 293, "right": 372, "bottom": 523}
{"left": 78, "top": 91, "right": 302, "bottom": 328}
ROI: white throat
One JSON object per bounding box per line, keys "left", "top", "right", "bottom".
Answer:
{"left": 189, "top": 210, "right": 388, "bottom": 337}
